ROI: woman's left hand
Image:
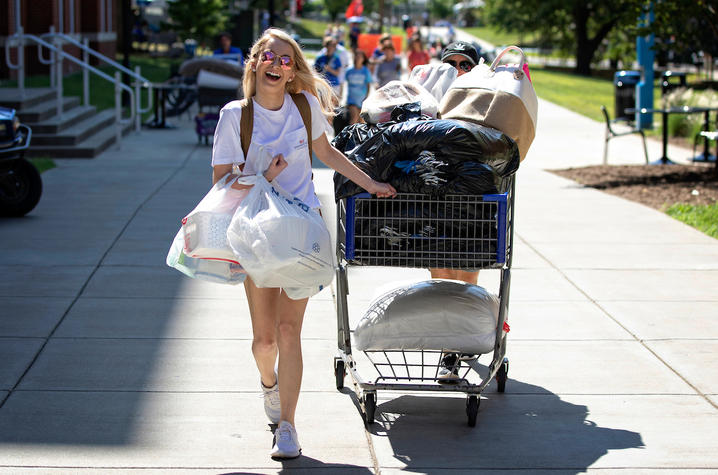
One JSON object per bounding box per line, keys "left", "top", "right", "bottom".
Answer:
{"left": 367, "top": 180, "right": 397, "bottom": 198}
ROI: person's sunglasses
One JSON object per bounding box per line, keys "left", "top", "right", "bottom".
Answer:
{"left": 260, "top": 50, "right": 293, "bottom": 69}
{"left": 444, "top": 59, "right": 474, "bottom": 72}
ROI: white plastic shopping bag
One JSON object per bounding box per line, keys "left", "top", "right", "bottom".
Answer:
{"left": 227, "top": 175, "right": 334, "bottom": 298}
{"left": 182, "top": 173, "right": 248, "bottom": 263}
{"left": 360, "top": 80, "right": 439, "bottom": 124}
{"left": 166, "top": 228, "right": 246, "bottom": 285}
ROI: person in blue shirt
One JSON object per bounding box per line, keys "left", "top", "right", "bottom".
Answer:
{"left": 213, "top": 32, "right": 244, "bottom": 63}
{"left": 344, "top": 49, "right": 373, "bottom": 124}
{"left": 313, "top": 36, "right": 343, "bottom": 98}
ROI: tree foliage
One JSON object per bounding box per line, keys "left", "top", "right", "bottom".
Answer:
{"left": 484, "top": 0, "right": 718, "bottom": 76}
{"left": 324, "top": 0, "right": 348, "bottom": 21}
{"left": 164, "top": 0, "right": 229, "bottom": 44}
{"left": 484, "top": 0, "right": 645, "bottom": 75}
{"left": 646, "top": 1, "right": 718, "bottom": 62}
{"left": 431, "top": 0, "right": 454, "bottom": 20}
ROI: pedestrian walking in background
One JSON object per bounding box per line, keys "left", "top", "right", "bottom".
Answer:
{"left": 345, "top": 49, "right": 373, "bottom": 124}
{"left": 407, "top": 36, "right": 431, "bottom": 72}
{"left": 213, "top": 32, "right": 244, "bottom": 63}
{"left": 314, "top": 37, "right": 343, "bottom": 97}
{"left": 371, "top": 33, "right": 392, "bottom": 60}
{"left": 210, "top": 28, "right": 395, "bottom": 460}
{"left": 374, "top": 43, "right": 402, "bottom": 88}
{"left": 349, "top": 22, "right": 360, "bottom": 50}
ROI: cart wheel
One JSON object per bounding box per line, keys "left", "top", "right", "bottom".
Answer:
{"left": 466, "top": 395, "right": 479, "bottom": 427}
{"left": 363, "top": 392, "right": 376, "bottom": 425}
{"left": 496, "top": 357, "right": 509, "bottom": 393}
{"left": 334, "top": 359, "right": 345, "bottom": 390}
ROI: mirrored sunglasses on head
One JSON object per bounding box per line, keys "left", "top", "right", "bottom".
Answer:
{"left": 444, "top": 59, "right": 474, "bottom": 72}
{"left": 260, "top": 50, "right": 293, "bottom": 69}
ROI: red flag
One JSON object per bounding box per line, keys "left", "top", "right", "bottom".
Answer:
{"left": 345, "top": 0, "right": 363, "bottom": 19}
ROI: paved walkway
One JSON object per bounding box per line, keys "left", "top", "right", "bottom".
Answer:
{"left": 1, "top": 85, "right": 717, "bottom": 473}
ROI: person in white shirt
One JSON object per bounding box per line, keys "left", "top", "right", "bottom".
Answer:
{"left": 211, "top": 28, "right": 396, "bottom": 460}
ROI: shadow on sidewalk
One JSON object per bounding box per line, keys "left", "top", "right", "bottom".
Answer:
{"left": 364, "top": 378, "right": 644, "bottom": 473}
{"left": 220, "top": 455, "right": 374, "bottom": 474}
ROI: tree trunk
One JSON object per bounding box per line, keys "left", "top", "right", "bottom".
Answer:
{"left": 573, "top": 3, "right": 620, "bottom": 76}
{"left": 573, "top": 3, "right": 592, "bottom": 76}
{"left": 575, "top": 39, "right": 594, "bottom": 75}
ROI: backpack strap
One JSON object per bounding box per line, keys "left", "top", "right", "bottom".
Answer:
{"left": 290, "top": 92, "right": 313, "bottom": 161}
{"left": 239, "top": 98, "right": 253, "bottom": 159}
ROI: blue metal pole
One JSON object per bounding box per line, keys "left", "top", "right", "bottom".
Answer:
{"left": 636, "top": 3, "right": 655, "bottom": 129}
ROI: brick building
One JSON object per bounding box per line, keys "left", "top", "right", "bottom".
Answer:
{"left": 1, "top": 0, "right": 118, "bottom": 79}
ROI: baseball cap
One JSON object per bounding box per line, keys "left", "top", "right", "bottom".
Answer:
{"left": 441, "top": 41, "right": 480, "bottom": 66}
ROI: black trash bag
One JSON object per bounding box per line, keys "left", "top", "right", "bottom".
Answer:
{"left": 346, "top": 196, "right": 500, "bottom": 268}
{"left": 389, "top": 102, "right": 425, "bottom": 122}
{"left": 332, "top": 122, "right": 385, "bottom": 157}
{"left": 332, "top": 106, "right": 352, "bottom": 137}
{"left": 331, "top": 102, "right": 429, "bottom": 157}
{"left": 334, "top": 119, "right": 519, "bottom": 200}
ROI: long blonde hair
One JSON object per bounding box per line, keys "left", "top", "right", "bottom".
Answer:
{"left": 243, "top": 28, "right": 336, "bottom": 119}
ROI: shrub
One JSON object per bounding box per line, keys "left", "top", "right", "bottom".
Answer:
{"left": 663, "top": 87, "right": 718, "bottom": 137}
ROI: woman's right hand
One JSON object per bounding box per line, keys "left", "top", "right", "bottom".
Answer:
{"left": 263, "top": 153, "right": 288, "bottom": 182}
{"left": 367, "top": 180, "right": 397, "bottom": 198}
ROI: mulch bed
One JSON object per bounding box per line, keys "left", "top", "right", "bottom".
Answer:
{"left": 549, "top": 162, "right": 718, "bottom": 210}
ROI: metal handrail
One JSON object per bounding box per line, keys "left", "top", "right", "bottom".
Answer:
{"left": 5, "top": 30, "right": 135, "bottom": 148}
{"left": 42, "top": 30, "right": 152, "bottom": 130}
{"left": 43, "top": 31, "right": 154, "bottom": 90}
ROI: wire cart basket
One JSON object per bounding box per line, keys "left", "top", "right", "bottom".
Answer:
{"left": 333, "top": 177, "right": 515, "bottom": 427}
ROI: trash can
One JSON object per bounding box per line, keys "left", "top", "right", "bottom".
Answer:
{"left": 614, "top": 70, "right": 640, "bottom": 121}
{"left": 661, "top": 70, "right": 687, "bottom": 96}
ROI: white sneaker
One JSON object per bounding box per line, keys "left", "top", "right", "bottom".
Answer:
{"left": 262, "top": 374, "right": 280, "bottom": 424}
{"left": 271, "top": 421, "right": 301, "bottom": 459}
{"left": 437, "top": 353, "right": 460, "bottom": 384}
{"left": 437, "top": 366, "right": 460, "bottom": 383}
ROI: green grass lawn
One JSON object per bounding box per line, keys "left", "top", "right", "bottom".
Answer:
{"left": 529, "top": 67, "right": 614, "bottom": 122}
{"left": 290, "top": 18, "right": 328, "bottom": 40}
{"left": 529, "top": 65, "right": 664, "bottom": 124}
{"left": 29, "top": 157, "right": 56, "bottom": 173}
{"left": 460, "top": 26, "right": 539, "bottom": 48}
{"left": 665, "top": 202, "right": 718, "bottom": 238}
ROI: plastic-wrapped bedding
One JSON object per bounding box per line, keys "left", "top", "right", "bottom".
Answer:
{"left": 333, "top": 118, "right": 519, "bottom": 200}
{"left": 354, "top": 280, "right": 504, "bottom": 354}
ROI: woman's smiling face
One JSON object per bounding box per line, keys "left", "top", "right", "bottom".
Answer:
{"left": 254, "top": 37, "right": 295, "bottom": 93}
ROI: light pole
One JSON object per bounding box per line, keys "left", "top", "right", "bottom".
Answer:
{"left": 636, "top": 2, "right": 655, "bottom": 129}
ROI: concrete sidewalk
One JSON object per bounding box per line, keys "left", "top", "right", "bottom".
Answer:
{"left": 0, "top": 94, "right": 717, "bottom": 474}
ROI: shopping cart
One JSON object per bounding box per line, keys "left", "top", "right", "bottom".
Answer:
{"left": 333, "top": 177, "right": 515, "bottom": 427}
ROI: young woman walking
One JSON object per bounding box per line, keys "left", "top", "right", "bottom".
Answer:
{"left": 211, "top": 28, "right": 396, "bottom": 459}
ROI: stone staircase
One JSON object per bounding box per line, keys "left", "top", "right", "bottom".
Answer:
{"left": 0, "top": 87, "right": 133, "bottom": 158}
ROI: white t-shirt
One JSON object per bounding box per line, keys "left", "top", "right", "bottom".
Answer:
{"left": 211, "top": 91, "right": 331, "bottom": 208}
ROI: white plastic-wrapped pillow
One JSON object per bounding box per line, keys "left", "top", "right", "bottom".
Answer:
{"left": 354, "top": 280, "right": 502, "bottom": 354}
{"left": 408, "top": 63, "right": 458, "bottom": 102}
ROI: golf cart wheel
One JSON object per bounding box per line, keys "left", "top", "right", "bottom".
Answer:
{"left": 0, "top": 158, "right": 42, "bottom": 217}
